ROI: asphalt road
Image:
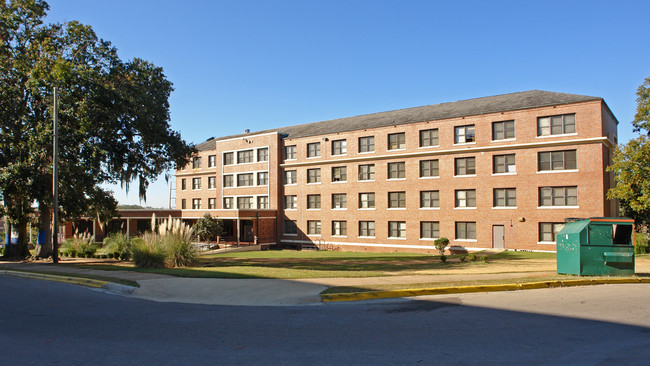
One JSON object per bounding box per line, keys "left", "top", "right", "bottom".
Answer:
{"left": 1, "top": 276, "right": 649, "bottom": 365}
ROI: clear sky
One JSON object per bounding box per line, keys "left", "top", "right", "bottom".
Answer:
{"left": 45, "top": 0, "right": 650, "bottom": 208}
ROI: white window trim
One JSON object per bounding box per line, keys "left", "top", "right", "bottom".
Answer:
{"left": 493, "top": 206, "right": 517, "bottom": 209}
{"left": 358, "top": 236, "right": 376, "bottom": 239}
{"left": 331, "top": 181, "right": 348, "bottom": 184}
{"left": 358, "top": 179, "right": 376, "bottom": 183}
{"left": 453, "top": 142, "right": 477, "bottom": 146}
{"left": 454, "top": 239, "right": 477, "bottom": 242}
{"left": 307, "top": 182, "right": 322, "bottom": 185}
{"left": 418, "top": 145, "right": 440, "bottom": 149}
{"left": 537, "top": 206, "right": 580, "bottom": 209}
{"left": 387, "top": 237, "right": 407, "bottom": 240}
{"left": 453, "top": 174, "right": 477, "bottom": 178}
{"left": 492, "top": 172, "right": 517, "bottom": 176}
{"left": 358, "top": 208, "right": 376, "bottom": 211}
{"left": 419, "top": 176, "right": 440, "bottom": 180}
{"left": 454, "top": 207, "right": 477, "bottom": 210}
{"left": 388, "top": 148, "right": 407, "bottom": 152}
{"left": 387, "top": 178, "right": 406, "bottom": 181}
{"left": 358, "top": 151, "right": 375, "bottom": 155}
{"left": 332, "top": 208, "right": 348, "bottom": 211}
{"left": 537, "top": 169, "right": 579, "bottom": 174}
{"left": 332, "top": 153, "right": 347, "bottom": 157}
{"left": 331, "top": 235, "right": 348, "bottom": 238}
{"left": 419, "top": 207, "right": 440, "bottom": 210}
{"left": 419, "top": 237, "right": 440, "bottom": 241}
{"left": 536, "top": 132, "right": 578, "bottom": 139}
{"left": 307, "top": 234, "right": 322, "bottom": 237}
{"left": 491, "top": 138, "right": 516, "bottom": 143}
{"left": 537, "top": 241, "right": 557, "bottom": 245}
{"left": 387, "top": 208, "right": 407, "bottom": 210}
{"left": 307, "top": 208, "right": 322, "bottom": 211}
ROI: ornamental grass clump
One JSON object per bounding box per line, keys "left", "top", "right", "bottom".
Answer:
{"left": 60, "top": 232, "right": 96, "bottom": 257}
{"left": 132, "top": 216, "right": 196, "bottom": 268}
{"left": 102, "top": 232, "right": 132, "bottom": 260}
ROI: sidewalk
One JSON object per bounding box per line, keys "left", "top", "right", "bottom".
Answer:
{"left": 1, "top": 258, "right": 648, "bottom": 306}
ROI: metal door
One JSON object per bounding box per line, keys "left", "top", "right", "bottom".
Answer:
{"left": 492, "top": 225, "right": 505, "bottom": 249}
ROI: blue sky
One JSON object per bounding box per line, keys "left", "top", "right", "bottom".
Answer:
{"left": 46, "top": 0, "right": 650, "bottom": 208}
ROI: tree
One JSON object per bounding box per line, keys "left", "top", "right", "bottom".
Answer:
{"left": 607, "top": 77, "right": 650, "bottom": 229}
{"left": 0, "top": 0, "right": 194, "bottom": 258}
{"left": 193, "top": 214, "right": 223, "bottom": 242}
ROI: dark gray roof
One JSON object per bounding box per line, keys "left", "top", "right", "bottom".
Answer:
{"left": 199, "top": 90, "right": 602, "bottom": 147}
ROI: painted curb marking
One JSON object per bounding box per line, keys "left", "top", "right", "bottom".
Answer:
{"left": 0, "top": 270, "right": 136, "bottom": 293}
{"left": 321, "top": 278, "right": 650, "bottom": 302}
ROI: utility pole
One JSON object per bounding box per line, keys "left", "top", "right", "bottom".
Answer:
{"left": 52, "top": 87, "right": 59, "bottom": 264}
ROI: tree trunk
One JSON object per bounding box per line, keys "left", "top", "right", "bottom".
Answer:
{"left": 33, "top": 204, "right": 52, "bottom": 258}
{"left": 4, "top": 221, "right": 30, "bottom": 259}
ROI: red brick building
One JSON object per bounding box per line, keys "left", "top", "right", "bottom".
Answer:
{"left": 175, "top": 90, "right": 619, "bottom": 252}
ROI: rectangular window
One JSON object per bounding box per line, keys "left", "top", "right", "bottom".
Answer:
{"left": 237, "top": 173, "right": 254, "bottom": 187}
{"left": 307, "top": 142, "right": 321, "bottom": 158}
{"left": 388, "top": 162, "right": 406, "bottom": 179}
{"left": 223, "top": 152, "right": 234, "bottom": 165}
{"left": 223, "top": 175, "right": 234, "bottom": 188}
{"left": 307, "top": 168, "right": 321, "bottom": 183}
{"left": 493, "top": 154, "right": 516, "bottom": 174}
{"left": 192, "top": 177, "right": 201, "bottom": 190}
{"left": 494, "top": 188, "right": 517, "bottom": 207}
{"left": 284, "top": 170, "right": 297, "bottom": 185}
{"left": 257, "top": 148, "right": 269, "bottom": 162}
{"left": 257, "top": 196, "right": 268, "bottom": 209}
{"left": 181, "top": 199, "right": 186, "bottom": 209}
{"left": 332, "top": 221, "right": 347, "bottom": 236}
{"left": 359, "top": 192, "right": 375, "bottom": 209}
{"left": 539, "top": 222, "right": 565, "bottom": 242}
{"left": 388, "top": 191, "right": 406, "bottom": 208}
{"left": 492, "top": 120, "right": 515, "bottom": 140}
{"left": 332, "top": 139, "right": 347, "bottom": 155}
{"left": 388, "top": 132, "right": 406, "bottom": 150}
{"left": 257, "top": 172, "right": 268, "bottom": 186}
{"left": 284, "top": 145, "right": 296, "bottom": 160}
{"left": 208, "top": 176, "right": 216, "bottom": 189}
{"left": 456, "top": 222, "right": 476, "bottom": 240}
{"left": 358, "top": 164, "right": 375, "bottom": 181}
{"left": 455, "top": 125, "right": 476, "bottom": 144}
{"left": 208, "top": 198, "right": 216, "bottom": 209}
{"left": 192, "top": 198, "right": 201, "bottom": 210}
{"left": 192, "top": 156, "right": 202, "bottom": 169}
{"left": 237, "top": 150, "right": 254, "bottom": 164}
{"left": 332, "top": 166, "right": 347, "bottom": 182}
{"left": 537, "top": 114, "right": 576, "bottom": 136}
{"left": 420, "top": 191, "right": 440, "bottom": 208}
{"left": 539, "top": 186, "right": 578, "bottom": 207}
{"left": 223, "top": 197, "right": 234, "bottom": 209}
{"left": 284, "top": 195, "right": 297, "bottom": 210}
{"left": 455, "top": 189, "right": 477, "bottom": 208}
{"left": 307, "top": 194, "right": 321, "bottom": 209}
{"left": 455, "top": 157, "right": 476, "bottom": 176}
{"left": 419, "top": 159, "right": 439, "bottom": 178}
{"left": 419, "top": 129, "right": 439, "bottom": 147}
{"left": 359, "top": 221, "right": 375, "bottom": 237}
{"left": 208, "top": 155, "right": 216, "bottom": 167}
{"left": 332, "top": 193, "right": 347, "bottom": 209}
{"left": 421, "top": 222, "right": 440, "bottom": 239}
{"left": 181, "top": 178, "right": 186, "bottom": 191}
{"left": 389, "top": 221, "right": 406, "bottom": 238}
{"left": 359, "top": 136, "right": 375, "bottom": 152}
{"left": 284, "top": 220, "right": 297, "bottom": 235}
{"left": 308, "top": 220, "right": 321, "bottom": 235}
{"left": 538, "top": 150, "right": 577, "bottom": 171}
{"left": 237, "top": 196, "right": 253, "bottom": 209}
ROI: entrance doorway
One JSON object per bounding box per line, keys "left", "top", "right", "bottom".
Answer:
{"left": 492, "top": 225, "right": 505, "bottom": 249}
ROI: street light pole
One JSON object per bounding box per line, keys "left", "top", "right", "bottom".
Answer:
{"left": 52, "top": 87, "right": 59, "bottom": 264}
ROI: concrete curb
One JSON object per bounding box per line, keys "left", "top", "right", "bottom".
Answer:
{"left": 321, "top": 277, "right": 650, "bottom": 302}
{"left": 0, "top": 270, "right": 136, "bottom": 294}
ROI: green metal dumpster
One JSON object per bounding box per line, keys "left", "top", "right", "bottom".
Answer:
{"left": 556, "top": 217, "right": 635, "bottom": 276}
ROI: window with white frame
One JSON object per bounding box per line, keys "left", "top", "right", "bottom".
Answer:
{"left": 223, "top": 197, "right": 234, "bottom": 209}
{"left": 493, "top": 154, "right": 516, "bottom": 174}
{"left": 419, "top": 159, "right": 439, "bottom": 178}
{"left": 257, "top": 171, "right": 268, "bottom": 186}
{"left": 492, "top": 120, "right": 515, "bottom": 140}
{"left": 223, "top": 175, "right": 234, "bottom": 188}
{"left": 388, "top": 191, "right": 406, "bottom": 208}
{"left": 359, "top": 192, "right": 375, "bottom": 209}
{"left": 307, "top": 194, "right": 321, "bottom": 209}
{"left": 237, "top": 196, "right": 253, "bottom": 209}
{"left": 419, "top": 128, "right": 439, "bottom": 147}
{"left": 237, "top": 150, "right": 254, "bottom": 164}
{"left": 420, "top": 222, "right": 440, "bottom": 239}
{"left": 208, "top": 176, "right": 216, "bottom": 189}
{"left": 192, "top": 198, "right": 201, "bottom": 209}
{"left": 455, "top": 157, "right": 476, "bottom": 176}
{"left": 539, "top": 186, "right": 578, "bottom": 207}
{"left": 284, "top": 220, "right": 297, "bottom": 235}
{"left": 192, "top": 156, "right": 202, "bottom": 169}
{"left": 332, "top": 193, "right": 347, "bottom": 209}
{"left": 332, "top": 139, "right": 346, "bottom": 155}
{"left": 388, "top": 132, "right": 406, "bottom": 150}
{"left": 538, "top": 150, "right": 577, "bottom": 171}
{"left": 537, "top": 114, "right": 576, "bottom": 136}
{"left": 455, "top": 222, "right": 476, "bottom": 240}
{"left": 284, "top": 170, "right": 297, "bottom": 185}
{"left": 388, "top": 162, "right": 406, "bottom": 179}
{"left": 539, "top": 222, "right": 565, "bottom": 242}
{"left": 257, "top": 196, "right": 268, "bottom": 209}
{"left": 307, "top": 142, "right": 321, "bottom": 158}
{"left": 307, "top": 220, "right": 321, "bottom": 235}
{"left": 284, "top": 145, "right": 296, "bottom": 160}
{"left": 358, "top": 164, "right": 375, "bottom": 181}
{"left": 208, "top": 155, "right": 216, "bottom": 167}
{"left": 455, "top": 189, "right": 476, "bottom": 208}
{"left": 359, "top": 221, "right": 375, "bottom": 237}
{"left": 420, "top": 191, "right": 439, "bottom": 208}
{"left": 307, "top": 168, "right": 321, "bottom": 183}
{"left": 237, "top": 173, "right": 253, "bottom": 187}
{"left": 257, "top": 148, "right": 269, "bottom": 162}
{"left": 223, "top": 152, "right": 234, "bottom": 165}
{"left": 332, "top": 166, "right": 347, "bottom": 182}
{"left": 332, "top": 221, "right": 347, "bottom": 236}
{"left": 494, "top": 188, "right": 516, "bottom": 207}
{"left": 208, "top": 198, "right": 216, "bottom": 209}
{"left": 284, "top": 195, "right": 297, "bottom": 209}
{"left": 454, "top": 125, "right": 475, "bottom": 143}
{"left": 181, "top": 178, "right": 186, "bottom": 190}
{"left": 192, "top": 177, "right": 201, "bottom": 190}
{"left": 388, "top": 221, "right": 406, "bottom": 238}
{"left": 359, "top": 136, "right": 375, "bottom": 152}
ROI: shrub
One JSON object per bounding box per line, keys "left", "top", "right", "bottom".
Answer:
{"left": 440, "top": 254, "right": 447, "bottom": 263}
{"left": 133, "top": 217, "right": 196, "bottom": 268}
{"left": 635, "top": 232, "right": 649, "bottom": 254}
{"left": 192, "top": 214, "right": 223, "bottom": 242}
{"left": 60, "top": 232, "right": 96, "bottom": 258}
{"left": 480, "top": 255, "right": 488, "bottom": 262}
{"left": 103, "top": 232, "right": 132, "bottom": 260}
{"left": 459, "top": 255, "right": 467, "bottom": 263}
{"left": 467, "top": 253, "right": 477, "bottom": 262}
{"left": 131, "top": 235, "right": 167, "bottom": 268}
{"left": 433, "top": 237, "right": 450, "bottom": 256}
